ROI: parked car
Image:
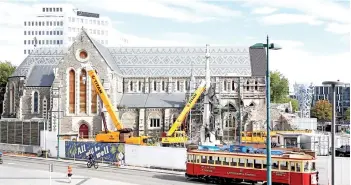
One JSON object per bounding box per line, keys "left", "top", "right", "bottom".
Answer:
{"left": 336, "top": 145, "right": 350, "bottom": 157}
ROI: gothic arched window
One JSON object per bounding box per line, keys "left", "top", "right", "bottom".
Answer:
{"left": 69, "top": 69, "right": 76, "bottom": 113}
{"left": 79, "top": 69, "right": 87, "bottom": 113}
{"left": 33, "top": 91, "right": 39, "bottom": 113}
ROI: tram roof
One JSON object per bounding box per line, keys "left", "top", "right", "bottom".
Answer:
{"left": 188, "top": 149, "right": 315, "bottom": 160}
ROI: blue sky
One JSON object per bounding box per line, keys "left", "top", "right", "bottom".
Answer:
{"left": 0, "top": 0, "right": 350, "bottom": 89}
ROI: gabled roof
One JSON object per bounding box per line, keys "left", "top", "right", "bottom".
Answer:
{"left": 10, "top": 30, "right": 267, "bottom": 87}
{"left": 83, "top": 30, "right": 123, "bottom": 75}
{"left": 26, "top": 65, "right": 56, "bottom": 87}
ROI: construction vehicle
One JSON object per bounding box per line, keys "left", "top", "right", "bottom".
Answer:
{"left": 161, "top": 80, "right": 206, "bottom": 147}
{"left": 241, "top": 130, "right": 313, "bottom": 143}
{"left": 83, "top": 63, "right": 152, "bottom": 145}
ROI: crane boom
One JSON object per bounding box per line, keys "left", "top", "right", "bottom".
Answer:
{"left": 167, "top": 80, "right": 206, "bottom": 136}
{"left": 83, "top": 64, "right": 124, "bottom": 130}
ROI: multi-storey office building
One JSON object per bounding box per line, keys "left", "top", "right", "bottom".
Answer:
{"left": 23, "top": 4, "right": 128, "bottom": 56}
{"left": 312, "top": 83, "right": 350, "bottom": 123}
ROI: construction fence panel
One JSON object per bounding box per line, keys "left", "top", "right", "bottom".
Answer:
{"left": 124, "top": 144, "right": 187, "bottom": 170}
{"left": 64, "top": 141, "right": 125, "bottom": 163}
{"left": 0, "top": 120, "right": 44, "bottom": 146}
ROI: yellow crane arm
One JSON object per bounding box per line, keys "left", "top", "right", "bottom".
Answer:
{"left": 166, "top": 80, "right": 206, "bottom": 136}
{"left": 83, "top": 64, "right": 124, "bottom": 130}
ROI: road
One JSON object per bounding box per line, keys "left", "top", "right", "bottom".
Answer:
{"left": 0, "top": 155, "right": 204, "bottom": 185}
{"left": 0, "top": 155, "right": 349, "bottom": 185}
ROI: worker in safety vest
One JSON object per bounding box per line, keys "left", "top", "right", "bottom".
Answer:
{"left": 67, "top": 165, "right": 72, "bottom": 183}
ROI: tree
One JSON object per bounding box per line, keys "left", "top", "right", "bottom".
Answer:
{"left": 270, "top": 70, "right": 289, "bottom": 103}
{"left": 345, "top": 108, "right": 350, "bottom": 122}
{"left": 311, "top": 100, "right": 332, "bottom": 123}
{"left": 0, "top": 61, "right": 16, "bottom": 117}
{"left": 0, "top": 61, "right": 16, "bottom": 87}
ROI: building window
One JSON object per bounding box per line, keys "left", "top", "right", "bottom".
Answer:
{"left": 42, "top": 21, "right": 45, "bottom": 26}
{"left": 49, "top": 8, "right": 52, "bottom": 12}
{"left": 130, "top": 81, "right": 133, "bottom": 92}
{"left": 153, "top": 81, "right": 157, "bottom": 91}
{"left": 60, "top": 30, "right": 63, "bottom": 35}
{"left": 24, "top": 50, "right": 26, "bottom": 54}
{"left": 24, "top": 31, "right": 26, "bottom": 35}
{"left": 69, "top": 69, "right": 76, "bottom": 114}
{"left": 56, "top": 8, "right": 59, "bottom": 12}
{"left": 223, "top": 80, "right": 227, "bottom": 91}
{"left": 60, "top": 8, "right": 62, "bottom": 12}
{"left": 231, "top": 81, "right": 235, "bottom": 91}
{"left": 138, "top": 81, "right": 141, "bottom": 91}
{"left": 150, "top": 118, "right": 160, "bottom": 128}
{"left": 24, "top": 40, "right": 26, "bottom": 44}
{"left": 50, "top": 21, "right": 52, "bottom": 26}
{"left": 24, "top": 21, "right": 26, "bottom": 26}
{"left": 162, "top": 81, "right": 165, "bottom": 91}
{"left": 33, "top": 91, "right": 39, "bottom": 113}
{"left": 35, "top": 21, "right": 38, "bottom": 26}
{"left": 255, "top": 81, "right": 258, "bottom": 91}
{"left": 91, "top": 79, "right": 97, "bottom": 114}
{"left": 80, "top": 69, "right": 87, "bottom": 113}
{"left": 39, "top": 22, "right": 41, "bottom": 26}
{"left": 176, "top": 81, "right": 180, "bottom": 91}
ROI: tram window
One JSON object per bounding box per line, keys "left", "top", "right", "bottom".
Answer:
{"left": 208, "top": 156, "right": 214, "bottom": 164}
{"left": 230, "top": 158, "right": 238, "bottom": 166}
{"left": 257, "top": 133, "right": 262, "bottom": 137}
{"left": 239, "top": 158, "right": 245, "bottom": 167}
{"left": 290, "top": 162, "right": 296, "bottom": 172}
{"left": 296, "top": 162, "right": 301, "bottom": 172}
{"left": 187, "top": 155, "right": 192, "bottom": 162}
{"left": 254, "top": 160, "right": 262, "bottom": 169}
{"left": 304, "top": 161, "right": 310, "bottom": 172}
{"left": 280, "top": 161, "right": 289, "bottom": 171}
{"left": 263, "top": 160, "right": 267, "bottom": 168}
{"left": 242, "top": 133, "right": 245, "bottom": 137}
{"left": 272, "top": 160, "right": 279, "bottom": 169}
{"left": 247, "top": 159, "right": 254, "bottom": 168}
{"left": 196, "top": 155, "right": 200, "bottom": 163}
{"left": 201, "top": 156, "right": 207, "bottom": 163}
{"left": 215, "top": 157, "right": 222, "bottom": 165}
{"left": 223, "top": 157, "right": 230, "bottom": 166}
{"left": 253, "top": 132, "right": 257, "bottom": 137}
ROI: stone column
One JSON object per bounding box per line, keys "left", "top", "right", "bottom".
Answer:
{"left": 138, "top": 108, "right": 145, "bottom": 135}
{"left": 144, "top": 78, "right": 149, "bottom": 93}
{"left": 164, "top": 109, "right": 170, "bottom": 131}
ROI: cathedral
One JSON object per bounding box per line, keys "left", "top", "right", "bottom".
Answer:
{"left": 1, "top": 30, "right": 267, "bottom": 142}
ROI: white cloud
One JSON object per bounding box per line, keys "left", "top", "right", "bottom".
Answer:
{"left": 245, "top": 0, "right": 350, "bottom": 24}
{"left": 251, "top": 7, "right": 277, "bottom": 14}
{"left": 268, "top": 39, "right": 351, "bottom": 87}
{"left": 261, "top": 13, "right": 324, "bottom": 26}
{"left": 80, "top": 0, "right": 241, "bottom": 23}
{"left": 325, "top": 23, "right": 351, "bottom": 34}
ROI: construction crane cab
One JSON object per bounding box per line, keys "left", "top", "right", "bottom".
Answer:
{"left": 161, "top": 81, "right": 206, "bottom": 147}
{"left": 82, "top": 62, "right": 153, "bottom": 145}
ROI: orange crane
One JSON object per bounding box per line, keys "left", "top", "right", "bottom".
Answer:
{"left": 83, "top": 63, "right": 152, "bottom": 145}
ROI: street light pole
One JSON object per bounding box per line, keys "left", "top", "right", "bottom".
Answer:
{"left": 265, "top": 35, "right": 272, "bottom": 185}
{"left": 250, "top": 37, "right": 282, "bottom": 185}
{"left": 322, "top": 80, "right": 344, "bottom": 185}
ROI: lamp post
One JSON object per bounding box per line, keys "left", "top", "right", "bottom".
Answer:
{"left": 250, "top": 36, "right": 282, "bottom": 185}
{"left": 322, "top": 80, "right": 344, "bottom": 185}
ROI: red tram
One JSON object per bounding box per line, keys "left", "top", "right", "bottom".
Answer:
{"left": 185, "top": 146, "right": 318, "bottom": 185}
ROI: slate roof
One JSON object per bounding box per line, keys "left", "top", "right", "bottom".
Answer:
{"left": 120, "top": 93, "right": 186, "bottom": 108}
{"left": 26, "top": 65, "right": 56, "bottom": 87}
{"left": 10, "top": 30, "right": 267, "bottom": 87}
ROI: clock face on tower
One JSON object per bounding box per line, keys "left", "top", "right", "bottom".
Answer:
{"left": 75, "top": 49, "right": 89, "bottom": 63}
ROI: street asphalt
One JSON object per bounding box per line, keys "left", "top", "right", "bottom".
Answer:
{"left": 0, "top": 155, "right": 349, "bottom": 185}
